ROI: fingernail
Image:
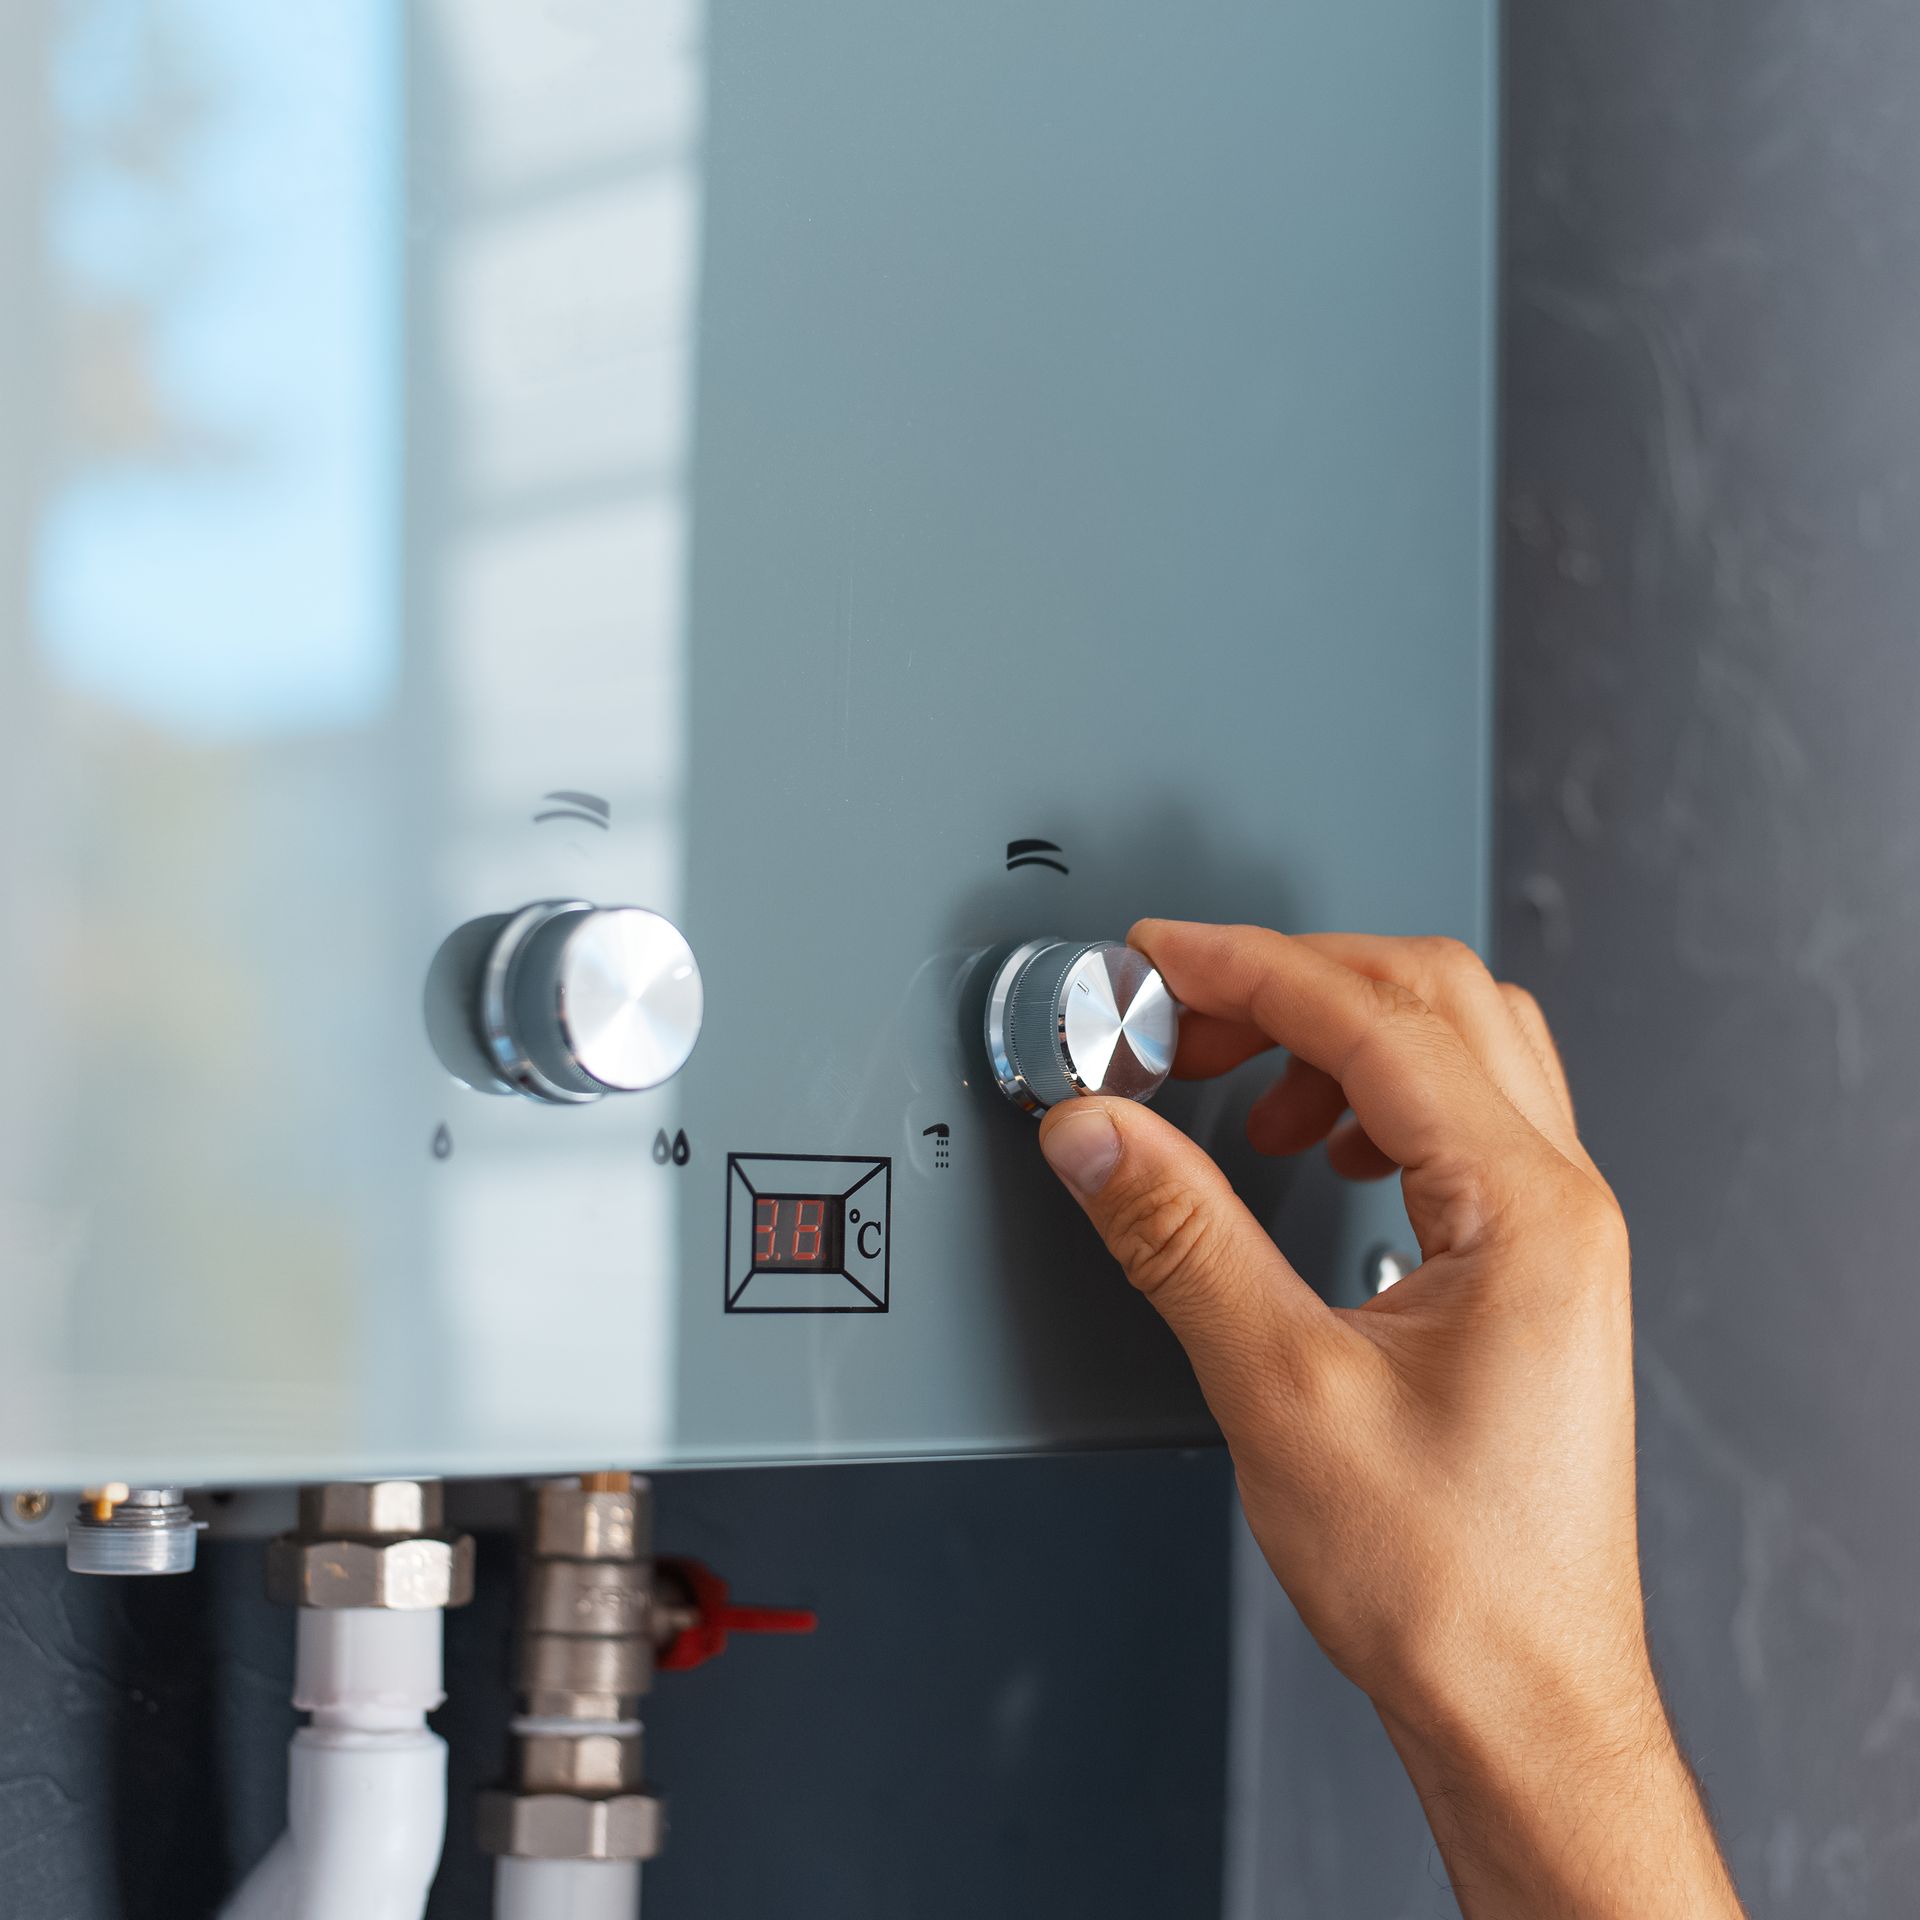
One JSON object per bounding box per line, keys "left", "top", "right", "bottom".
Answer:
{"left": 1040, "top": 1104, "right": 1121, "bottom": 1195}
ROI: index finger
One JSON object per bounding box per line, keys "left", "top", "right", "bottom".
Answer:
{"left": 1131, "top": 919, "right": 1543, "bottom": 1181}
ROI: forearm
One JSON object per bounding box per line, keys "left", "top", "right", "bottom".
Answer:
{"left": 1379, "top": 1665, "right": 1745, "bottom": 1920}
{"left": 1038, "top": 923, "right": 1745, "bottom": 1917}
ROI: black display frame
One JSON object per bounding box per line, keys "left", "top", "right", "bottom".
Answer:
{"left": 724, "top": 1153, "right": 891, "bottom": 1314}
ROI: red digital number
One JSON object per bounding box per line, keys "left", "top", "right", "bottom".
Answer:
{"left": 754, "top": 1197, "right": 777, "bottom": 1265}
{"left": 793, "top": 1199, "right": 824, "bottom": 1264}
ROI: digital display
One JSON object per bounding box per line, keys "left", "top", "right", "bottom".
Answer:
{"left": 751, "top": 1193, "right": 845, "bottom": 1274}
{"left": 725, "top": 1154, "right": 890, "bottom": 1315}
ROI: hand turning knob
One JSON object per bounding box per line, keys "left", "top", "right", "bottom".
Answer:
{"left": 480, "top": 901, "right": 703, "bottom": 1104}
{"left": 984, "top": 938, "right": 1179, "bottom": 1114}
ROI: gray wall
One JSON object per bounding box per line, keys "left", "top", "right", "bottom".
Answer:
{"left": 1230, "top": 4, "right": 1920, "bottom": 1914}
{"left": 1502, "top": 2, "right": 1920, "bottom": 1913}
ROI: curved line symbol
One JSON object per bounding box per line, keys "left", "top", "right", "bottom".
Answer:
{"left": 535, "top": 791, "right": 610, "bottom": 829}
{"left": 1006, "top": 838, "right": 1068, "bottom": 875}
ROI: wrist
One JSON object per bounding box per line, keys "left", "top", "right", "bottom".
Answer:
{"left": 1376, "top": 1625, "right": 1668, "bottom": 1782}
{"left": 1376, "top": 1651, "right": 1742, "bottom": 1918}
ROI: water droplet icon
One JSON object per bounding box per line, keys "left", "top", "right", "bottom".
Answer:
{"left": 432, "top": 1124, "right": 453, "bottom": 1160}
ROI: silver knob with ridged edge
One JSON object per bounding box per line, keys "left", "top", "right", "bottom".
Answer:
{"left": 480, "top": 902, "right": 703, "bottom": 1105}
{"left": 985, "top": 938, "right": 1180, "bottom": 1115}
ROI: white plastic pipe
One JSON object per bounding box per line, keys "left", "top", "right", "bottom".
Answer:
{"left": 495, "top": 1858, "right": 642, "bottom": 1920}
{"left": 220, "top": 1609, "right": 449, "bottom": 1920}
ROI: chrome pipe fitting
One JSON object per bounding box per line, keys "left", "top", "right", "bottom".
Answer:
{"left": 478, "top": 1476, "right": 666, "bottom": 1865}
{"left": 264, "top": 1479, "right": 475, "bottom": 1611}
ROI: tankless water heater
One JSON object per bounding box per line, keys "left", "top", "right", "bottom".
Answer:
{"left": 0, "top": 0, "right": 1494, "bottom": 1486}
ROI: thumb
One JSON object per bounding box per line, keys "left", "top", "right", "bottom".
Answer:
{"left": 1037, "top": 1098, "right": 1339, "bottom": 1425}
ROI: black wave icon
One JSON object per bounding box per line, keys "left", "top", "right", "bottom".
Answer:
{"left": 534, "top": 790, "right": 611, "bottom": 829}
{"left": 1006, "top": 838, "right": 1068, "bottom": 876}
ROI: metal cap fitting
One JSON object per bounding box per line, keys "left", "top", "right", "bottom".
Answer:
{"left": 67, "top": 1487, "right": 200, "bottom": 1577}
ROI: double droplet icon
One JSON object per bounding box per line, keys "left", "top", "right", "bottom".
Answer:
{"left": 653, "top": 1128, "right": 691, "bottom": 1167}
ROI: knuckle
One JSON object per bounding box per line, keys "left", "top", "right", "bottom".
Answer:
{"left": 1584, "top": 1184, "right": 1631, "bottom": 1259}
{"left": 1413, "top": 935, "right": 1491, "bottom": 991}
{"left": 1500, "top": 982, "right": 1544, "bottom": 1023}
{"left": 1105, "top": 1176, "right": 1214, "bottom": 1300}
{"left": 1550, "top": 1169, "right": 1629, "bottom": 1259}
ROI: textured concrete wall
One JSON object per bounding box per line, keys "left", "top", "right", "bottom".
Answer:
{"left": 1230, "top": 5, "right": 1920, "bottom": 1914}
{"left": 1502, "top": 3, "right": 1920, "bottom": 1913}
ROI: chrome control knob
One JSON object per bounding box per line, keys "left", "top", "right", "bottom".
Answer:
{"left": 984, "top": 938, "right": 1179, "bottom": 1115}
{"left": 480, "top": 901, "right": 703, "bottom": 1105}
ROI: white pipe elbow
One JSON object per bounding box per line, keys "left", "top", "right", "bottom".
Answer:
{"left": 273, "top": 1721, "right": 447, "bottom": 1920}
{"left": 222, "top": 1609, "right": 449, "bottom": 1920}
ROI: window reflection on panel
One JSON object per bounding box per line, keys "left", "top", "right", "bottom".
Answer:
{"left": 39, "top": 0, "right": 398, "bottom": 734}
{"left": 0, "top": 0, "right": 706, "bottom": 1468}
{"left": 6, "top": 0, "right": 400, "bottom": 1464}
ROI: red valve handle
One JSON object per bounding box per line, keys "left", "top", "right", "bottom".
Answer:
{"left": 656, "top": 1557, "right": 817, "bottom": 1672}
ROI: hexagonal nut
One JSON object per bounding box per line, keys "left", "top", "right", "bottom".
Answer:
{"left": 518, "top": 1732, "right": 644, "bottom": 1795}
{"left": 299, "top": 1480, "right": 444, "bottom": 1537}
{"left": 529, "top": 1488, "right": 645, "bottom": 1563}
{"left": 476, "top": 1790, "right": 666, "bottom": 1861}
{"left": 265, "top": 1532, "right": 475, "bottom": 1610}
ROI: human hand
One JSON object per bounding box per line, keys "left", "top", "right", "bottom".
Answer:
{"left": 1035, "top": 921, "right": 1742, "bottom": 1919}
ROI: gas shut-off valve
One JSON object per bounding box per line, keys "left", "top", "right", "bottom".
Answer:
{"left": 985, "top": 938, "right": 1180, "bottom": 1114}
{"left": 480, "top": 1473, "right": 814, "bottom": 1914}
